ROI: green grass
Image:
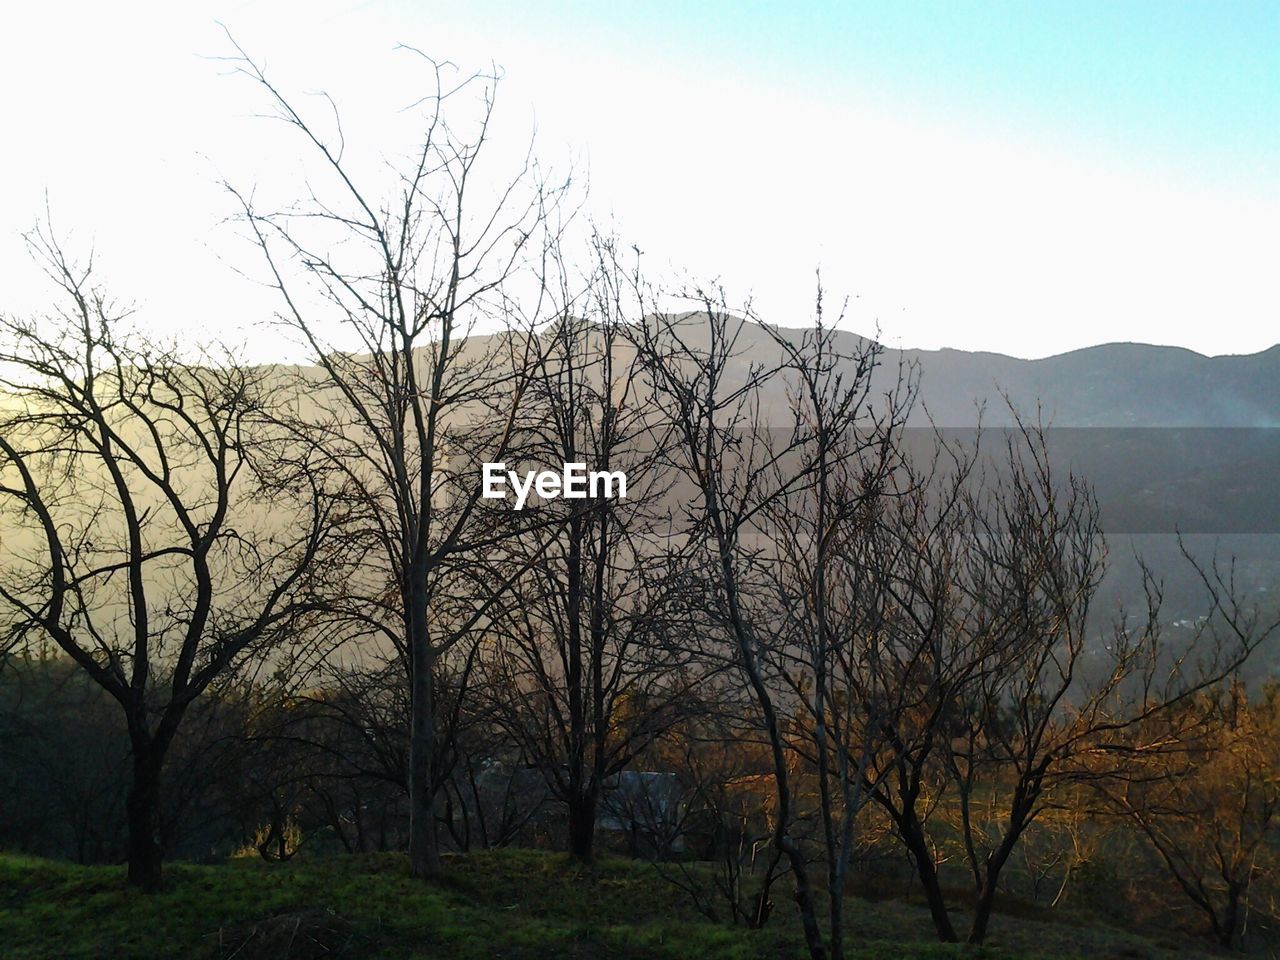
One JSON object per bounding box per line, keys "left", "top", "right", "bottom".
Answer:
{"left": 0, "top": 849, "right": 1212, "bottom": 960}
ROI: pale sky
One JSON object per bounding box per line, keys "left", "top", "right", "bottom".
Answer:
{"left": 1, "top": 1, "right": 1277, "bottom": 360}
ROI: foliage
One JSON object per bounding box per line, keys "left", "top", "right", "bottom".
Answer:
{"left": 0, "top": 849, "right": 1208, "bottom": 960}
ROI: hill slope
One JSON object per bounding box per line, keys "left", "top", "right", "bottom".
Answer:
{"left": 0, "top": 850, "right": 1216, "bottom": 960}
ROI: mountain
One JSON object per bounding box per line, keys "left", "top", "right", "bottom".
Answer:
{"left": 901, "top": 340, "right": 1280, "bottom": 427}
{"left": 633, "top": 319, "right": 1280, "bottom": 641}
{"left": 874, "top": 336, "right": 1280, "bottom": 534}
{"left": 635, "top": 313, "right": 1280, "bottom": 425}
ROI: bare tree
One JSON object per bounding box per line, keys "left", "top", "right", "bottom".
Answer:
{"left": 632, "top": 291, "right": 909, "bottom": 960}
{"left": 753, "top": 294, "right": 916, "bottom": 960}
{"left": 646, "top": 708, "right": 786, "bottom": 928}
{"left": 850, "top": 439, "right": 986, "bottom": 943}
{"left": 223, "top": 37, "right": 568, "bottom": 874}
{"left": 483, "top": 234, "right": 703, "bottom": 860}
{"left": 1103, "top": 682, "right": 1280, "bottom": 947}
{"left": 0, "top": 228, "right": 334, "bottom": 889}
{"left": 933, "top": 422, "right": 1277, "bottom": 944}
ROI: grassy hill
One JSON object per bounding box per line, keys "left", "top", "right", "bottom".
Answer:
{"left": 0, "top": 849, "right": 1217, "bottom": 960}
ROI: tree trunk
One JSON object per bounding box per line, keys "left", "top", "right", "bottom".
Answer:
{"left": 786, "top": 846, "right": 827, "bottom": 960}
{"left": 967, "top": 810, "right": 1028, "bottom": 943}
{"left": 969, "top": 875, "right": 999, "bottom": 945}
{"left": 125, "top": 748, "right": 164, "bottom": 892}
{"left": 895, "top": 812, "right": 957, "bottom": 942}
{"left": 567, "top": 792, "right": 597, "bottom": 861}
{"left": 408, "top": 578, "right": 439, "bottom": 877}
{"left": 1216, "top": 884, "right": 1242, "bottom": 949}
{"left": 969, "top": 847, "right": 1019, "bottom": 944}
{"left": 564, "top": 515, "right": 589, "bottom": 862}
{"left": 828, "top": 882, "right": 845, "bottom": 960}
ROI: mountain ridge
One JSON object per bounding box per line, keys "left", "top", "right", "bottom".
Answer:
{"left": 863, "top": 331, "right": 1280, "bottom": 427}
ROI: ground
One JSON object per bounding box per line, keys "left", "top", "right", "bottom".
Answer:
{"left": 0, "top": 849, "right": 1218, "bottom": 960}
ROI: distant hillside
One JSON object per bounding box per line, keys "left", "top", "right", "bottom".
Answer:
{"left": 627, "top": 314, "right": 1280, "bottom": 426}
{"left": 902, "top": 340, "right": 1280, "bottom": 427}
{"left": 610, "top": 318, "right": 1280, "bottom": 630}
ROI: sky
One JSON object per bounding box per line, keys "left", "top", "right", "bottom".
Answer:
{"left": 0, "top": 1, "right": 1277, "bottom": 359}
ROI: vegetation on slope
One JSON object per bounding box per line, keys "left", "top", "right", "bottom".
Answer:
{"left": 0, "top": 850, "right": 1215, "bottom": 960}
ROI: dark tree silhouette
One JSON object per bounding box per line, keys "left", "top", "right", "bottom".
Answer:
{"left": 223, "top": 36, "right": 569, "bottom": 875}
{"left": 0, "top": 228, "right": 335, "bottom": 890}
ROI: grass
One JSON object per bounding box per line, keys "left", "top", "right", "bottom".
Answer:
{"left": 0, "top": 848, "right": 1216, "bottom": 960}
